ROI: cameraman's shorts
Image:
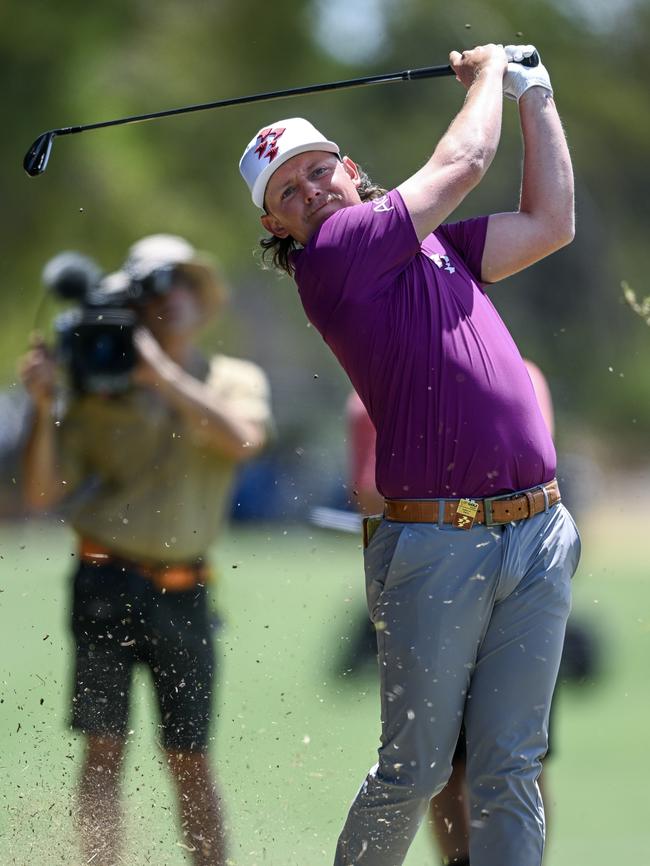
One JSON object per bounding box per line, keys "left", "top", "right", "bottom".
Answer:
{"left": 70, "top": 559, "right": 217, "bottom": 752}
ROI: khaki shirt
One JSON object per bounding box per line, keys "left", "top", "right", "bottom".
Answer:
{"left": 58, "top": 353, "right": 271, "bottom": 562}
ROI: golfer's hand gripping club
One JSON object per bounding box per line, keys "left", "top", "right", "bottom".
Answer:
{"left": 503, "top": 44, "right": 551, "bottom": 101}
{"left": 23, "top": 50, "right": 540, "bottom": 177}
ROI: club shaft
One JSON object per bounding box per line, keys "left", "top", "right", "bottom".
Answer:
{"left": 51, "top": 65, "right": 455, "bottom": 137}
{"left": 24, "top": 52, "right": 538, "bottom": 175}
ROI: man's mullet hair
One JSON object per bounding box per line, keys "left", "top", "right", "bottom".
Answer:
{"left": 258, "top": 166, "right": 388, "bottom": 277}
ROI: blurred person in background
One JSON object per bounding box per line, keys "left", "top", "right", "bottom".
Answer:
{"left": 344, "top": 358, "right": 599, "bottom": 865}
{"left": 18, "top": 234, "right": 272, "bottom": 866}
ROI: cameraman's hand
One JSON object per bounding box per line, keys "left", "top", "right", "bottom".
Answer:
{"left": 18, "top": 333, "right": 58, "bottom": 411}
{"left": 131, "top": 327, "right": 176, "bottom": 388}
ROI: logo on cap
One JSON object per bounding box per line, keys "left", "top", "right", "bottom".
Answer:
{"left": 254, "top": 127, "right": 286, "bottom": 163}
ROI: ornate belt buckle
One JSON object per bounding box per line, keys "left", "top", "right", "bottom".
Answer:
{"left": 453, "top": 498, "right": 479, "bottom": 530}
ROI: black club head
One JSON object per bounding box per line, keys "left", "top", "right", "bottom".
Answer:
{"left": 23, "top": 132, "right": 55, "bottom": 177}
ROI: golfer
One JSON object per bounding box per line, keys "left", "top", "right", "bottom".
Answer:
{"left": 240, "top": 44, "right": 580, "bottom": 866}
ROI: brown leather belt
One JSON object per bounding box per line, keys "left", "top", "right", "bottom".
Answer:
{"left": 78, "top": 537, "right": 210, "bottom": 592}
{"left": 384, "top": 478, "right": 560, "bottom": 527}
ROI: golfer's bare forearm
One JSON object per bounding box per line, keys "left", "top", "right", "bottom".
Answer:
{"left": 518, "top": 88, "right": 574, "bottom": 247}
{"left": 480, "top": 89, "right": 575, "bottom": 283}
{"left": 400, "top": 64, "right": 505, "bottom": 239}
{"left": 435, "top": 64, "right": 505, "bottom": 179}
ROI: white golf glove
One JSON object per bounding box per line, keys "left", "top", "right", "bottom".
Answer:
{"left": 503, "top": 44, "right": 553, "bottom": 101}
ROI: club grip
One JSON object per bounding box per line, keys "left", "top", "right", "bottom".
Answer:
{"left": 520, "top": 51, "right": 540, "bottom": 68}
{"left": 406, "top": 65, "right": 455, "bottom": 80}
{"left": 407, "top": 49, "right": 539, "bottom": 82}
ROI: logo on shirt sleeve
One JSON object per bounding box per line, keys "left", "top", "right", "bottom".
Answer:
{"left": 429, "top": 252, "right": 455, "bottom": 274}
{"left": 372, "top": 195, "right": 394, "bottom": 213}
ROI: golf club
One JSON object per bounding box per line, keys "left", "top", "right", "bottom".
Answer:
{"left": 23, "top": 52, "right": 539, "bottom": 177}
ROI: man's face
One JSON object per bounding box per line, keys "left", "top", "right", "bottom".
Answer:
{"left": 137, "top": 278, "right": 203, "bottom": 342}
{"left": 261, "top": 151, "right": 362, "bottom": 245}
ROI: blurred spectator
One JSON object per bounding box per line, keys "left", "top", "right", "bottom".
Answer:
{"left": 18, "top": 235, "right": 272, "bottom": 866}
{"left": 0, "top": 388, "right": 30, "bottom": 517}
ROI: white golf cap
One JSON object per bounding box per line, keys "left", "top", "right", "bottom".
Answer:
{"left": 239, "top": 117, "right": 340, "bottom": 209}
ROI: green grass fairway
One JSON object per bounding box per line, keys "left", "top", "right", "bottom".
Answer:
{"left": 0, "top": 509, "right": 648, "bottom": 865}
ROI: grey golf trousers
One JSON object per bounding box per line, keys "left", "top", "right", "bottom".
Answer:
{"left": 334, "top": 502, "right": 581, "bottom": 866}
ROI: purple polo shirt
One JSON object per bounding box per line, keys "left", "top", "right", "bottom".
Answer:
{"left": 293, "top": 189, "right": 556, "bottom": 499}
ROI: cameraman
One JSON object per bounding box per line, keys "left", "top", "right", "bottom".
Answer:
{"left": 18, "top": 234, "right": 272, "bottom": 866}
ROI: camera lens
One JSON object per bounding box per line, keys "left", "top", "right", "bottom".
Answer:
{"left": 56, "top": 307, "right": 138, "bottom": 394}
{"left": 137, "top": 265, "right": 177, "bottom": 300}
{"left": 89, "top": 332, "right": 123, "bottom": 366}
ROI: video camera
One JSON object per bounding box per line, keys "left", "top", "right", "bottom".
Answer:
{"left": 44, "top": 252, "right": 177, "bottom": 394}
